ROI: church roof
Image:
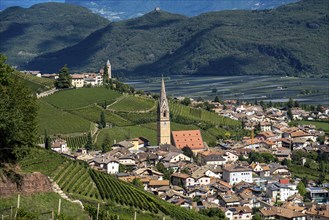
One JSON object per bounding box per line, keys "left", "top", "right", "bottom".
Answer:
{"left": 171, "top": 130, "right": 205, "bottom": 150}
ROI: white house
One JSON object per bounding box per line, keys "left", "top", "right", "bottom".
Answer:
{"left": 71, "top": 74, "right": 84, "bottom": 88}
{"left": 162, "top": 152, "right": 191, "bottom": 163}
{"left": 107, "top": 161, "right": 120, "bottom": 174}
{"left": 224, "top": 151, "right": 239, "bottom": 163}
{"left": 51, "top": 138, "right": 68, "bottom": 153}
{"left": 222, "top": 165, "right": 253, "bottom": 185}
{"left": 267, "top": 182, "right": 298, "bottom": 202}
{"left": 196, "top": 176, "right": 211, "bottom": 186}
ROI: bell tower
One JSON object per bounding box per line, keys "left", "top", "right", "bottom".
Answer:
{"left": 157, "top": 77, "right": 171, "bottom": 145}
{"left": 106, "top": 60, "right": 112, "bottom": 79}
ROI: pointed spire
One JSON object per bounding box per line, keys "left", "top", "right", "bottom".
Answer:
{"left": 160, "top": 76, "right": 166, "bottom": 101}
{"left": 107, "top": 59, "right": 111, "bottom": 66}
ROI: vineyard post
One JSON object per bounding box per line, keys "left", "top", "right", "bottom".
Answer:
{"left": 10, "top": 206, "right": 13, "bottom": 219}
{"left": 134, "top": 211, "right": 136, "bottom": 220}
{"left": 14, "top": 194, "right": 20, "bottom": 218}
{"left": 51, "top": 209, "right": 54, "bottom": 220}
{"left": 96, "top": 203, "right": 100, "bottom": 220}
{"left": 58, "top": 199, "right": 61, "bottom": 216}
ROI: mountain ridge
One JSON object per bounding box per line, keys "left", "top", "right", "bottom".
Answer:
{"left": 25, "top": 0, "right": 329, "bottom": 77}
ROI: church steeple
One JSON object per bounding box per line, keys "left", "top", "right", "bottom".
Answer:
{"left": 157, "top": 77, "right": 171, "bottom": 145}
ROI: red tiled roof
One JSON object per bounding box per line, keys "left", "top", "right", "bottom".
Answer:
{"left": 171, "top": 130, "right": 205, "bottom": 150}
{"left": 279, "top": 179, "right": 290, "bottom": 184}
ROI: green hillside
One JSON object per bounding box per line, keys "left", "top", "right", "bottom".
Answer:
{"left": 26, "top": 0, "right": 329, "bottom": 77}
{"left": 0, "top": 192, "right": 89, "bottom": 219}
{"left": 17, "top": 147, "right": 211, "bottom": 220}
{"left": 37, "top": 87, "right": 243, "bottom": 148}
{"left": 0, "top": 2, "right": 109, "bottom": 68}
{"left": 12, "top": 70, "right": 54, "bottom": 93}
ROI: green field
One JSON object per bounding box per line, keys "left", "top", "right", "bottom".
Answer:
{"left": 0, "top": 192, "right": 89, "bottom": 220}
{"left": 295, "top": 120, "right": 329, "bottom": 133}
{"left": 43, "top": 87, "right": 121, "bottom": 109}
{"left": 109, "top": 96, "right": 155, "bottom": 112}
{"left": 17, "top": 147, "right": 210, "bottom": 220}
{"left": 37, "top": 100, "right": 92, "bottom": 135}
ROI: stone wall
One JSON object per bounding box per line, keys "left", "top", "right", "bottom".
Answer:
{"left": 0, "top": 172, "right": 52, "bottom": 197}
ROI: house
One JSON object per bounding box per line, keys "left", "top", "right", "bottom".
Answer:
{"left": 127, "top": 137, "right": 149, "bottom": 151}
{"left": 171, "top": 130, "right": 206, "bottom": 153}
{"left": 118, "top": 156, "right": 136, "bottom": 166}
{"left": 249, "top": 162, "right": 270, "bottom": 177}
{"left": 71, "top": 74, "right": 84, "bottom": 88}
{"left": 259, "top": 206, "right": 306, "bottom": 220}
{"left": 260, "top": 121, "right": 272, "bottom": 132}
{"left": 306, "top": 204, "right": 329, "bottom": 220}
{"left": 198, "top": 151, "right": 226, "bottom": 165}
{"left": 148, "top": 180, "right": 170, "bottom": 192}
{"left": 306, "top": 187, "right": 329, "bottom": 204}
{"left": 222, "top": 165, "right": 253, "bottom": 185}
{"left": 171, "top": 173, "right": 195, "bottom": 188}
{"left": 134, "top": 168, "right": 163, "bottom": 180}
{"left": 224, "top": 151, "right": 239, "bottom": 163}
{"left": 218, "top": 193, "right": 241, "bottom": 207}
{"left": 274, "top": 147, "right": 291, "bottom": 161}
{"left": 91, "top": 156, "right": 119, "bottom": 174}
{"left": 112, "top": 140, "right": 134, "bottom": 150}
{"left": 266, "top": 182, "right": 298, "bottom": 202}
{"left": 269, "top": 163, "right": 291, "bottom": 176}
{"left": 162, "top": 152, "right": 191, "bottom": 163}
{"left": 51, "top": 138, "right": 68, "bottom": 153}
{"left": 222, "top": 206, "right": 253, "bottom": 220}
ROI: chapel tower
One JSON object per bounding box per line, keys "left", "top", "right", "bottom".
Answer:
{"left": 157, "top": 77, "right": 171, "bottom": 145}
{"left": 106, "top": 60, "right": 112, "bottom": 79}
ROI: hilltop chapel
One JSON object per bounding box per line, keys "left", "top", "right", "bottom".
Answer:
{"left": 157, "top": 78, "right": 171, "bottom": 145}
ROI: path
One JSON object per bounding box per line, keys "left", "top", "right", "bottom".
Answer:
{"left": 48, "top": 177, "right": 84, "bottom": 209}
{"left": 36, "top": 88, "right": 58, "bottom": 99}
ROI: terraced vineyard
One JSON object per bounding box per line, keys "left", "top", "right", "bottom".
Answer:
{"left": 14, "top": 71, "right": 54, "bottom": 93}
{"left": 109, "top": 96, "right": 155, "bottom": 112}
{"left": 18, "top": 148, "right": 210, "bottom": 220}
{"left": 170, "top": 102, "right": 241, "bottom": 127}
{"left": 37, "top": 100, "right": 92, "bottom": 135}
{"left": 36, "top": 135, "right": 88, "bottom": 149}
{"left": 43, "top": 87, "right": 121, "bottom": 109}
{"left": 53, "top": 161, "right": 101, "bottom": 199}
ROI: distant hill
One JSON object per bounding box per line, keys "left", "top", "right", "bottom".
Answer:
{"left": 66, "top": 0, "right": 298, "bottom": 21}
{"left": 0, "top": 3, "right": 109, "bottom": 69}
{"left": 26, "top": 0, "right": 329, "bottom": 77}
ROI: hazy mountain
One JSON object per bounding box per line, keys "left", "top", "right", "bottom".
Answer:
{"left": 0, "top": 3, "right": 109, "bottom": 67}
{"left": 26, "top": 0, "right": 329, "bottom": 77}
{"left": 0, "top": 0, "right": 298, "bottom": 20}
{"left": 66, "top": 0, "right": 299, "bottom": 21}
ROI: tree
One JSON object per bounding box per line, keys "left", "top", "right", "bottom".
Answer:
{"left": 297, "top": 181, "right": 307, "bottom": 196}
{"left": 99, "top": 111, "right": 106, "bottom": 129}
{"left": 199, "top": 208, "right": 225, "bottom": 219}
{"left": 101, "top": 133, "right": 111, "bottom": 152}
{"left": 103, "top": 64, "right": 108, "bottom": 84}
{"left": 0, "top": 54, "right": 38, "bottom": 161}
{"left": 44, "top": 130, "right": 51, "bottom": 150}
{"left": 287, "top": 108, "right": 293, "bottom": 120}
{"left": 181, "top": 97, "right": 191, "bottom": 106}
{"left": 214, "top": 96, "right": 220, "bottom": 103}
{"left": 132, "top": 178, "right": 143, "bottom": 189}
{"left": 287, "top": 98, "right": 294, "bottom": 109}
{"left": 85, "top": 132, "right": 93, "bottom": 151}
{"left": 182, "top": 146, "right": 193, "bottom": 159}
{"left": 252, "top": 213, "right": 262, "bottom": 220}
{"left": 55, "top": 64, "right": 71, "bottom": 88}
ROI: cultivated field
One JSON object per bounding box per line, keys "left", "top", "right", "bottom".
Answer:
{"left": 43, "top": 87, "right": 121, "bottom": 109}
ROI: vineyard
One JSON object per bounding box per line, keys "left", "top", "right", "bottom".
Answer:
{"left": 14, "top": 70, "right": 55, "bottom": 93}
{"left": 37, "top": 100, "right": 92, "bottom": 135}
{"left": 53, "top": 161, "right": 101, "bottom": 199}
{"left": 43, "top": 87, "right": 121, "bottom": 109}
{"left": 170, "top": 102, "right": 241, "bottom": 127}
{"left": 108, "top": 96, "right": 155, "bottom": 112}
{"left": 18, "top": 148, "right": 211, "bottom": 220}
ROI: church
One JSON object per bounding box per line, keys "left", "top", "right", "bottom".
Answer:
{"left": 157, "top": 78, "right": 206, "bottom": 152}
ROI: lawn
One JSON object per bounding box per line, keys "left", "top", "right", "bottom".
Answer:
{"left": 43, "top": 87, "right": 121, "bottom": 109}
{"left": 0, "top": 192, "right": 89, "bottom": 220}
{"left": 109, "top": 95, "right": 155, "bottom": 112}
{"left": 37, "top": 100, "right": 92, "bottom": 135}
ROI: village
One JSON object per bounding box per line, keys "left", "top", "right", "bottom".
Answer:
{"left": 44, "top": 72, "right": 329, "bottom": 220}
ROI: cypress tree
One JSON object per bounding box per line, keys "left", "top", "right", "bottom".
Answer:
{"left": 44, "top": 129, "right": 51, "bottom": 150}
{"left": 85, "top": 132, "right": 93, "bottom": 151}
